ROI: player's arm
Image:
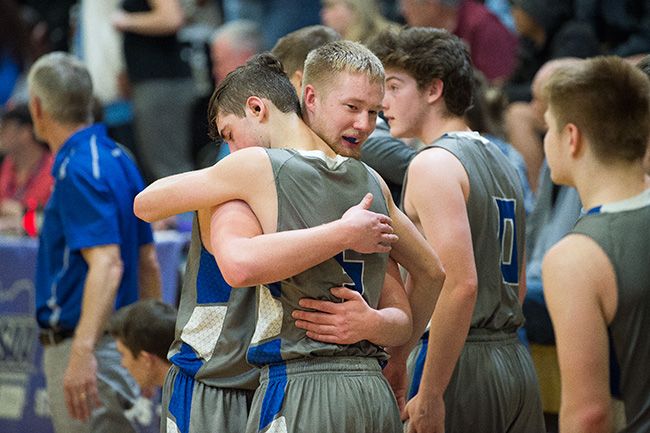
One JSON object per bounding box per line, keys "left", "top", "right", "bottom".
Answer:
{"left": 209, "top": 197, "right": 398, "bottom": 287}
{"left": 543, "top": 234, "right": 616, "bottom": 433}
{"left": 292, "top": 257, "right": 412, "bottom": 346}
{"left": 400, "top": 149, "right": 478, "bottom": 431}
{"left": 134, "top": 147, "right": 270, "bottom": 222}
{"left": 65, "top": 245, "right": 123, "bottom": 421}
{"left": 138, "top": 243, "right": 162, "bottom": 300}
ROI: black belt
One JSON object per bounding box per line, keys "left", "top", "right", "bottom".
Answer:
{"left": 39, "top": 328, "right": 75, "bottom": 346}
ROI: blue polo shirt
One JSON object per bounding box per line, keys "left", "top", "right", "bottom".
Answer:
{"left": 35, "top": 123, "right": 153, "bottom": 331}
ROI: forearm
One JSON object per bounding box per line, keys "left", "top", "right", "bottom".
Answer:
{"left": 365, "top": 307, "right": 412, "bottom": 347}
{"left": 418, "top": 282, "right": 476, "bottom": 397}
{"left": 364, "top": 258, "right": 412, "bottom": 346}
{"left": 215, "top": 219, "right": 353, "bottom": 287}
{"left": 74, "top": 251, "right": 124, "bottom": 352}
{"left": 138, "top": 243, "right": 162, "bottom": 300}
{"left": 135, "top": 169, "right": 234, "bottom": 222}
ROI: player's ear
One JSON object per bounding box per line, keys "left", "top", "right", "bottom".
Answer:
{"left": 302, "top": 84, "right": 317, "bottom": 113}
{"left": 425, "top": 78, "right": 443, "bottom": 104}
{"left": 565, "top": 123, "right": 583, "bottom": 158}
{"left": 245, "top": 96, "right": 267, "bottom": 121}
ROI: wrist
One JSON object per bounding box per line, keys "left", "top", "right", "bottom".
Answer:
{"left": 331, "top": 219, "right": 352, "bottom": 251}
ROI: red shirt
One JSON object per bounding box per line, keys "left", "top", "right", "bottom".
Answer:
{"left": 455, "top": 0, "right": 518, "bottom": 82}
{"left": 0, "top": 152, "right": 54, "bottom": 210}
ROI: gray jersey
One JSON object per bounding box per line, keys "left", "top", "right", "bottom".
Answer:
{"left": 418, "top": 132, "right": 526, "bottom": 333}
{"left": 167, "top": 215, "right": 259, "bottom": 390}
{"left": 572, "top": 189, "right": 650, "bottom": 433}
{"left": 247, "top": 148, "right": 390, "bottom": 366}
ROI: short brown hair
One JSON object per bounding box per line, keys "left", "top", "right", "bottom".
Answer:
{"left": 109, "top": 300, "right": 177, "bottom": 360}
{"left": 545, "top": 56, "right": 650, "bottom": 163}
{"left": 370, "top": 27, "right": 473, "bottom": 116}
{"left": 271, "top": 25, "right": 341, "bottom": 78}
{"left": 207, "top": 53, "right": 301, "bottom": 140}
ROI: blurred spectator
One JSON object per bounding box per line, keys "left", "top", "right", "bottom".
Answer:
{"left": 320, "top": 0, "right": 399, "bottom": 44}
{"left": 0, "top": 0, "right": 37, "bottom": 106}
{"left": 210, "top": 19, "right": 262, "bottom": 85}
{"left": 483, "top": 0, "right": 515, "bottom": 32}
{"left": 271, "top": 24, "right": 341, "bottom": 94}
{"left": 399, "top": 0, "right": 518, "bottom": 82}
{"left": 189, "top": 19, "right": 263, "bottom": 169}
{"left": 22, "top": 0, "right": 76, "bottom": 52}
{"left": 504, "top": 57, "right": 582, "bottom": 191}
{"left": 0, "top": 103, "right": 52, "bottom": 235}
{"left": 575, "top": 0, "right": 650, "bottom": 58}
{"left": 222, "top": 0, "right": 321, "bottom": 49}
{"left": 504, "top": 0, "right": 599, "bottom": 103}
{"left": 109, "top": 299, "right": 177, "bottom": 389}
{"left": 112, "top": 0, "right": 195, "bottom": 183}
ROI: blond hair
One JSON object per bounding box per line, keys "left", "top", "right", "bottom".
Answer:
{"left": 302, "top": 40, "right": 384, "bottom": 96}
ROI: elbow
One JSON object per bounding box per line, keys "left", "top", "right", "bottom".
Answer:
{"left": 566, "top": 403, "right": 612, "bottom": 433}
{"left": 133, "top": 194, "right": 155, "bottom": 222}
{"left": 218, "top": 255, "right": 258, "bottom": 288}
{"left": 456, "top": 277, "right": 478, "bottom": 303}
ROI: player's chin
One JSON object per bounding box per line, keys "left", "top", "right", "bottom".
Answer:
{"left": 335, "top": 141, "right": 362, "bottom": 159}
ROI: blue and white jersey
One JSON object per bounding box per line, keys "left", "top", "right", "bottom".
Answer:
{"left": 35, "top": 123, "right": 153, "bottom": 331}
{"left": 167, "top": 215, "right": 259, "bottom": 390}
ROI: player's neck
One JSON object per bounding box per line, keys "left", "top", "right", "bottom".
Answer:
{"left": 420, "top": 114, "right": 470, "bottom": 145}
{"left": 268, "top": 115, "right": 335, "bottom": 157}
{"left": 575, "top": 161, "right": 647, "bottom": 209}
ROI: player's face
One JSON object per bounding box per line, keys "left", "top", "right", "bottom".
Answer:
{"left": 383, "top": 69, "right": 427, "bottom": 140}
{"left": 308, "top": 71, "right": 383, "bottom": 159}
{"left": 543, "top": 106, "right": 570, "bottom": 185}
{"left": 116, "top": 339, "right": 153, "bottom": 389}
{"left": 216, "top": 111, "right": 266, "bottom": 152}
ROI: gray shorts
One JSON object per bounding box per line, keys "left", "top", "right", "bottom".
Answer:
{"left": 162, "top": 364, "right": 254, "bottom": 433}
{"left": 247, "top": 357, "right": 402, "bottom": 433}
{"left": 407, "top": 331, "right": 545, "bottom": 433}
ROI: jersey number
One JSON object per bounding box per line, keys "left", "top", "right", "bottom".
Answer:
{"left": 494, "top": 197, "right": 519, "bottom": 285}
{"left": 334, "top": 251, "right": 365, "bottom": 295}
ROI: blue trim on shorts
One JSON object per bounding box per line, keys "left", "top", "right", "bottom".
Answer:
{"left": 259, "top": 362, "right": 287, "bottom": 432}
{"left": 170, "top": 342, "right": 203, "bottom": 378}
{"left": 169, "top": 370, "right": 194, "bottom": 433}
{"left": 197, "top": 249, "right": 231, "bottom": 304}
{"left": 408, "top": 331, "right": 429, "bottom": 400}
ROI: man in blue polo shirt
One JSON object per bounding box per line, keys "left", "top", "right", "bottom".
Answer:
{"left": 27, "top": 52, "right": 162, "bottom": 433}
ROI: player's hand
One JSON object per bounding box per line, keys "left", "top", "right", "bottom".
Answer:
{"left": 382, "top": 356, "right": 408, "bottom": 415}
{"left": 404, "top": 392, "right": 445, "bottom": 433}
{"left": 63, "top": 344, "right": 102, "bottom": 421}
{"left": 292, "top": 286, "right": 375, "bottom": 344}
{"left": 340, "top": 193, "right": 398, "bottom": 254}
